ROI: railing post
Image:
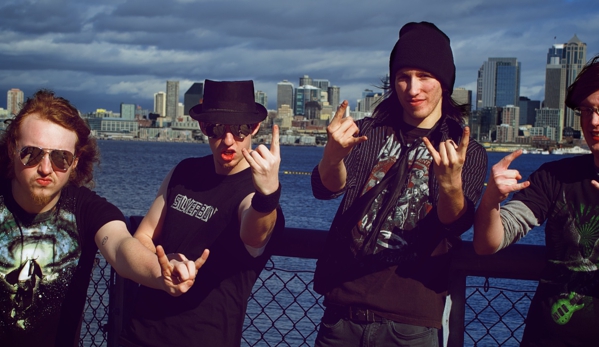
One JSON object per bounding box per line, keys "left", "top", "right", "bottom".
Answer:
{"left": 107, "top": 264, "right": 125, "bottom": 347}
{"left": 447, "top": 270, "right": 466, "bottom": 347}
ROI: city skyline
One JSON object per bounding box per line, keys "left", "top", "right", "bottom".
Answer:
{"left": 1, "top": 0, "right": 598, "bottom": 114}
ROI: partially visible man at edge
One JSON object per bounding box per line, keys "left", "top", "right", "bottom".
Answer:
{"left": 474, "top": 54, "right": 599, "bottom": 346}
{"left": 311, "top": 22, "right": 488, "bottom": 346}
{"left": 119, "top": 79, "right": 285, "bottom": 347}
{"left": 0, "top": 89, "right": 208, "bottom": 347}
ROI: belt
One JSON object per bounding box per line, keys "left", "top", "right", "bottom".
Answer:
{"left": 327, "top": 305, "right": 386, "bottom": 323}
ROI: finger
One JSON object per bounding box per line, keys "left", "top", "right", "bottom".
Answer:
{"left": 591, "top": 180, "right": 599, "bottom": 190}
{"left": 457, "top": 127, "right": 471, "bottom": 157}
{"left": 172, "top": 262, "right": 191, "bottom": 281}
{"left": 511, "top": 180, "right": 531, "bottom": 192}
{"left": 270, "top": 124, "right": 280, "bottom": 157}
{"left": 156, "top": 245, "right": 172, "bottom": 276}
{"left": 242, "top": 148, "right": 257, "bottom": 164}
{"left": 332, "top": 100, "right": 348, "bottom": 124}
{"left": 422, "top": 136, "right": 440, "bottom": 162}
{"left": 498, "top": 149, "right": 523, "bottom": 170}
{"left": 194, "top": 249, "right": 210, "bottom": 271}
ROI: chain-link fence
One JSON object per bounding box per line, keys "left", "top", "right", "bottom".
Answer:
{"left": 81, "top": 237, "right": 541, "bottom": 347}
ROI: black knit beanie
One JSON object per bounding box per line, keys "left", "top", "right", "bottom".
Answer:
{"left": 389, "top": 21, "right": 455, "bottom": 91}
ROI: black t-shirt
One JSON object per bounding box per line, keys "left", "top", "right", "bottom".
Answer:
{"left": 500, "top": 155, "right": 599, "bottom": 345}
{"left": 121, "top": 156, "right": 284, "bottom": 347}
{"left": 0, "top": 181, "right": 125, "bottom": 347}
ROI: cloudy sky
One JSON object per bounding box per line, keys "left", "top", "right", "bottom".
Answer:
{"left": 1, "top": 0, "right": 598, "bottom": 114}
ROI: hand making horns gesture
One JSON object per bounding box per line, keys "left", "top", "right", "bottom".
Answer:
{"left": 242, "top": 124, "right": 281, "bottom": 196}
{"left": 423, "top": 126, "right": 471, "bottom": 191}
{"left": 484, "top": 149, "right": 531, "bottom": 204}
{"left": 156, "top": 245, "right": 210, "bottom": 297}
{"left": 323, "top": 100, "right": 368, "bottom": 163}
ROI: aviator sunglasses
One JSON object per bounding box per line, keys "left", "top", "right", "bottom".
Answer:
{"left": 201, "top": 123, "right": 257, "bottom": 139}
{"left": 18, "top": 146, "right": 76, "bottom": 171}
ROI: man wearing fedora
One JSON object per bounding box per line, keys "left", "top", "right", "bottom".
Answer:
{"left": 120, "top": 80, "right": 285, "bottom": 347}
{"left": 311, "top": 22, "right": 487, "bottom": 346}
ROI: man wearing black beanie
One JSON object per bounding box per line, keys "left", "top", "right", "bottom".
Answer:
{"left": 311, "top": 22, "right": 487, "bottom": 346}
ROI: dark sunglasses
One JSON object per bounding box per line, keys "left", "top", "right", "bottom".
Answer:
{"left": 201, "top": 123, "right": 257, "bottom": 139}
{"left": 19, "top": 146, "right": 76, "bottom": 171}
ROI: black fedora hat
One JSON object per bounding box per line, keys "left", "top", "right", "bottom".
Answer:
{"left": 189, "top": 79, "right": 267, "bottom": 124}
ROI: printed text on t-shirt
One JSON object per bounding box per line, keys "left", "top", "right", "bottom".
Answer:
{"left": 171, "top": 194, "right": 218, "bottom": 221}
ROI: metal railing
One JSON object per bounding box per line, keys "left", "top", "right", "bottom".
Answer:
{"left": 81, "top": 220, "right": 545, "bottom": 347}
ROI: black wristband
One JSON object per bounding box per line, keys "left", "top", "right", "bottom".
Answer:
{"left": 251, "top": 184, "right": 281, "bottom": 213}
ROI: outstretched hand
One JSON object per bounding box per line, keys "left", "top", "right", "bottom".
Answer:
{"left": 484, "top": 149, "right": 531, "bottom": 204}
{"left": 423, "top": 126, "right": 470, "bottom": 191}
{"left": 156, "top": 245, "right": 209, "bottom": 297}
{"left": 323, "top": 100, "right": 367, "bottom": 164}
{"left": 242, "top": 124, "right": 281, "bottom": 195}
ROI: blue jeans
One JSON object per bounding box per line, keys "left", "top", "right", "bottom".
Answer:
{"left": 314, "top": 309, "right": 439, "bottom": 347}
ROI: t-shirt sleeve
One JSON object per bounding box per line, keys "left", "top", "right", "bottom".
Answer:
{"left": 73, "top": 186, "right": 126, "bottom": 237}
{"left": 498, "top": 162, "right": 557, "bottom": 249}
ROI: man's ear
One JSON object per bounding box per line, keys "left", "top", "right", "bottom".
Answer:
{"left": 252, "top": 123, "right": 261, "bottom": 135}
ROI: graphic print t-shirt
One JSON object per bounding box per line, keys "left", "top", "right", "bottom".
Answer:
{"left": 0, "top": 182, "right": 125, "bottom": 347}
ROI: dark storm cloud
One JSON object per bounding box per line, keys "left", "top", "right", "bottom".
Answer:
{"left": 0, "top": 0, "right": 598, "bottom": 113}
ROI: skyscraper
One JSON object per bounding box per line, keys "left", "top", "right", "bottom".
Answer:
{"left": 166, "top": 81, "right": 179, "bottom": 119}
{"left": 154, "top": 92, "right": 166, "bottom": 117}
{"left": 277, "top": 80, "right": 294, "bottom": 111}
{"left": 299, "top": 75, "right": 313, "bottom": 87}
{"left": 544, "top": 44, "right": 566, "bottom": 110}
{"left": 328, "top": 85, "right": 340, "bottom": 109}
{"left": 562, "top": 34, "right": 586, "bottom": 130}
{"left": 294, "top": 85, "right": 319, "bottom": 116}
{"left": 7, "top": 88, "right": 24, "bottom": 116}
{"left": 184, "top": 82, "right": 204, "bottom": 116}
{"left": 535, "top": 108, "right": 563, "bottom": 142}
{"left": 120, "top": 103, "right": 136, "bottom": 120}
{"left": 476, "top": 58, "right": 521, "bottom": 108}
{"left": 255, "top": 90, "right": 268, "bottom": 108}
{"left": 519, "top": 96, "right": 540, "bottom": 126}
{"left": 313, "top": 79, "right": 330, "bottom": 90}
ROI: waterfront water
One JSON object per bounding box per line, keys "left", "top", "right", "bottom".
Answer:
{"left": 94, "top": 140, "right": 553, "bottom": 243}
{"left": 89, "top": 140, "right": 574, "bottom": 346}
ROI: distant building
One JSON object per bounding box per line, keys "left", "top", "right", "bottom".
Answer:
{"left": 535, "top": 108, "right": 562, "bottom": 142}
{"left": 7, "top": 88, "right": 24, "bottom": 116}
{"left": 304, "top": 100, "right": 322, "bottom": 120}
{"left": 166, "top": 81, "right": 179, "bottom": 119}
{"left": 357, "top": 90, "right": 383, "bottom": 113}
{"left": 294, "top": 85, "right": 319, "bottom": 116}
{"left": 120, "top": 103, "right": 136, "bottom": 120}
{"left": 87, "top": 117, "right": 139, "bottom": 135}
{"left": 452, "top": 88, "right": 472, "bottom": 117}
{"left": 274, "top": 105, "right": 294, "bottom": 130}
{"left": 476, "top": 57, "right": 521, "bottom": 109}
{"left": 499, "top": 105, "right": 519, "bottom": 142}
{"left": 184, "top": 82, "right": 204, "bottom": 116}
{"left": 327, "top": 85, "right": 340, "bottom": 109}
{"left": 470, "top": 106, "right": 502, "bottom": 142}
{"left": 518, "top": 97, "right": 540, "bottom": 126}
{"left": 544, "top": 44, "right": 566, "bottom": 111}
{"left": 299, "top": 75, "right": 313, "bottom": 87}
{"left": 255, "top": 90, "right": 268, "bottom": 108}
{"left": 277, "top": 80, "right": 294, "bottom": 112}
{"left": 313, "top": 79, "right": 330, "bottom": 90}
{"left": 154, "top": 92, "right": 166, "bottom": 117}
{"left": 562, "top": 34, "right": 587, "bottom": 130}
